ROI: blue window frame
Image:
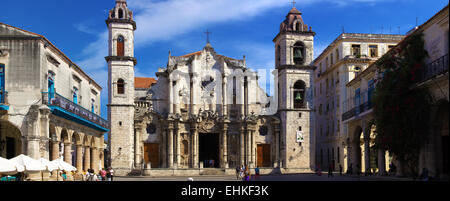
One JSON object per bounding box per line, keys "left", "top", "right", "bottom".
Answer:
{"left": 48, "top": 73, "right": 55, "bottom": 102}
{"left": 73, "top": 87, "right": 78, "bottom": 104}
{"left": 0, "top": 64, "right": 5, "bottom": 103}
{"left": 91, "top": 99, "right": 95, "bottom": 113}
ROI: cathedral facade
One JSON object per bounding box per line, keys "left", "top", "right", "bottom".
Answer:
{"left": 107, "top": 0, "right": 316, "bottom": 176}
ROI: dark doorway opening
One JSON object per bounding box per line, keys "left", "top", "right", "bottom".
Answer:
{"left": 199, "top": 133, "right": 220, "bottom": 168}
{"left": 442, "top": 135, "right": 449, "bottom": 176}
{"left": 6, "top": 137, "right": 15, "bottom": 159}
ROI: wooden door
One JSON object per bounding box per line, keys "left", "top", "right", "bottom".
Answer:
{"left": 144, "top": 143, "right": 159, "bottom": 168}
{"left": 257, "top": 144, "right": 271, "bottom": 167}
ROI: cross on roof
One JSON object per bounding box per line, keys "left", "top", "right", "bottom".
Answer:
{"left": 291, "top": 0, "right": 296, "bottom": 8}
{"left": 205, "top": 29, "right": 212, "bottom": 44}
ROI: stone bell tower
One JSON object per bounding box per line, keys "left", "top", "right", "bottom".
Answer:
{"left": 106, "top": 0, "right": 137, "bottom": 176}
{"left": 274, "top": 5, "right": 315, "bottom": 171}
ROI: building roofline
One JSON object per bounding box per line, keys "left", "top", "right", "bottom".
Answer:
{"left": 313, "top": 33, "right": 405, "bottom": 64}
{"left": 346, "top": 4, "right": 449, "bottom": 87}
{"left": 0, "top": 22, "right": 103, "bottom": 90}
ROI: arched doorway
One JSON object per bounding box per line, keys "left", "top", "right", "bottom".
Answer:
{"left": 60, "top": 129, "right": 69, "bottom": 163}
{"left": 352, "top": 126, "right": 363, "bottom": 174}
{"left": 0, "top": 120, "right": 22, "bottom": 159}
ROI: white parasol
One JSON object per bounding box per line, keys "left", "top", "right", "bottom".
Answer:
{"left": 9, "top": 154, "right": 46, "bottom": 171}
{"left": 51, "top": 158, "right": 77, "bottom": 172}
{"left": 0, "top": 156, "right": 25, "bottom": 173}
{"left": 39, "top": 158, "right": 59, "bottom": 172}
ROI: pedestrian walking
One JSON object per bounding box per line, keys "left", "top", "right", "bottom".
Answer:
{"left": 235, "top": 166, "right": 240, "bottom": 180}
{"left": 109, "top": 167, "right": 114, "bottom": 181}
{"left": 254, "top": 166, "right": 260, "bottom": 180}
{"left": 339, "top": 164, "right": 343, "bottom": 176}
{"left": 106, "top": 169, "right": 112, "bottom": 181}
{"left": 100, "top": 169, "right": 107, "bottom": 181}
{"left": 328, "top": 164, "right": 333, "bottom": 178}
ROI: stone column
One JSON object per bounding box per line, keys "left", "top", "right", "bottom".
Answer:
{"left": 246, "top": 129, "right": 251, "bottom": 166}
{"left": 252, "top": 129, "right": 256, "bottom": 168}
{"left": 364, "top": 139, "right": 370, "bottom": 174}
{"left": 26, "top": 108, "right": 40, "bottom": 159}
{"left": 64, "top": 143, "right": 72, "bottom": 164}
{"left": 169, "top": 78, "right": 173, "bottom": 114}
{"left": 51, "top": 141, "right": 60, "bottom": 161}
{"left": 84, "top": 146, "right": 91, "bottom": 171}
{"left": 39, "top": 107, "right": 50, "bottom": 159}
{"left": 240, "top": 128, "right": 245, "bottom": 166}
{"left": 240, "top": 77, "right": 245, "bottom": 116}
{"left": 135, "top": 123, "right": 143, "bottom": 169}
{"left": 194, "top": 129, "right": 199, "bottom": 168}
{"left": 222, "top": 76, "right": 227, "bottom": 116}
{"left": 222, "top": 125, "right": 228, "bottom": 168}
{"left": 274, "top": 126, "right": 280, "bottom": 168}
{"left": 91, "top": 147, "right": 99, "bottom": 172}
{"left": 168, "top": 127, "right": 174, "bottom": 168}
{"left": 76, "top": 144, "right": 83, "bottom": 172}
{"left": 175, "top": 128, "right": 181, "bottom": 168}
{"left": 377, "top": 148, "right": 386, "bottom": 175}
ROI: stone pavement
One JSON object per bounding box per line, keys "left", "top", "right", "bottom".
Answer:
{"left": 115, "top": 173, "right": 415, "bottom": 181}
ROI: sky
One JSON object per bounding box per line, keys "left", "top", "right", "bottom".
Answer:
{"left": 1, "top": 0, "right": 448, "bottom": 123}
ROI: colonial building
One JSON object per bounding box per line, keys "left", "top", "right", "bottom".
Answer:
{"left": 342, "top": 4, "right": 448, "bottom": 178}
{"left": 313, "top": 33, "right": 404, "bottom": 172}
{"left": 107, "top": 0, "right": 316, "bottom": 176}
{"left": 0, "top": 22, "right": 108, "bottom": 178}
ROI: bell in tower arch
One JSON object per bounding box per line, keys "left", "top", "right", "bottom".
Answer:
{"left": 293, "top": 42, "right": 305, "bottom": 65}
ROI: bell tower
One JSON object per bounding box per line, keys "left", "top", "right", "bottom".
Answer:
{"left": 106, "top": 0, "right": 137, "bottom": 175}
{"left": 274, "top": 5, "right": 316, "bottom": 170}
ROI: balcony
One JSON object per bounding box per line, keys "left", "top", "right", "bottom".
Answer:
{"left": 0, "top": 90, "right": 9, "bottom": 110}
{"left": 414, "top": 53, "right": 449, "bottom": 85}
{"left": 342, "top": 89, "right": 373, "bottom": 122}
{"left": 46, "top": 92, "right": 109, "bottom": 132}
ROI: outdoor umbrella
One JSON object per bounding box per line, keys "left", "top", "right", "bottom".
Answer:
{"left": 39, "top": 158, "right": 59, "bottom": 172}
{"left": 9, "top": 154, "right": 46, "bottom": 171}
{"left": 51, "top": 158, "right": 77, "bottom": 172}
{"left": 0, "top": 156, "right": 25, "bottom": 173}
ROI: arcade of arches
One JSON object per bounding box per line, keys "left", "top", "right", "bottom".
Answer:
{"left": 0, "top": 118, "right": 105, "bottom": 173}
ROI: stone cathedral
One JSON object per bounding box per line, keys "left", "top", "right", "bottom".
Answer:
{"left": 106, "top": 0, "right": 316, "bottom": 176}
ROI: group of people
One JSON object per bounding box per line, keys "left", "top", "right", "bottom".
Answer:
{"left": 235, "top": 165, "right": 260, "bottom": 181}
{"left": 58, "top": 167, "right": 114, "bottom": 181}
{"left": 315, "top": 163, "right": 344, "bottom": 177}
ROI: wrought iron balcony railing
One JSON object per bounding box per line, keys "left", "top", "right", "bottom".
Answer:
{"left": 415, "top": 53, "right": 449, "bottom": 84}
{"left": 47, "top": 92, "right": 108, "bottom": 130}
{"left": 342, "top": 89, "right": 374, "bottom": 121}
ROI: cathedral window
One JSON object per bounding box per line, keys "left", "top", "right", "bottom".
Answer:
{"left": 117, "top": 35, "right": 125, "bottom": 56}
{"left": 293, "top": 42, "right": 305, "bottom": 65}
{"left": 117, "top": 79, "right": 125, "bottom": 94}
{"left": 293, "top": 80, "right": 305, "bottom": 109}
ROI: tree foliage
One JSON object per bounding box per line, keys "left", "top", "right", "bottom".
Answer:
{"left": 372, "top": 32, "right": 432, "bottom": 175}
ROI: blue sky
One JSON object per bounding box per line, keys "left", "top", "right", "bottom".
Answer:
{"left": 1, "top": 0, "right": 448, "bottom": 122}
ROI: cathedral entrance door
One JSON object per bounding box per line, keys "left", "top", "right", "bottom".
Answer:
{"left": 199, "top": 133, "right": 220, "bottom": 168}
{"left": 144, "top": 143, "right": 159, "bottom": 168}
{"left": 257, "top": 144, "right": 271, "bottom": 167}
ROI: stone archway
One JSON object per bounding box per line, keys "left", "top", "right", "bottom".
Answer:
{"left": 351, "top": 126, "right": 363, "bottom": 174}
{"left": 0, "top": 120, "right": 22, "bottom": 159}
